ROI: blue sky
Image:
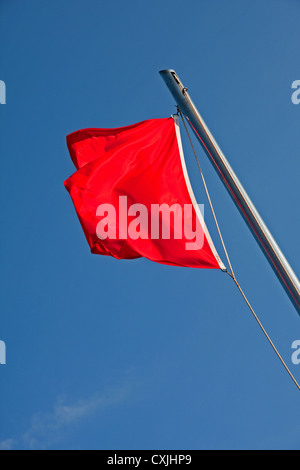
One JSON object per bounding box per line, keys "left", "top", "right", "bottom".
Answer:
{"left": 0, "top": 0, "right": 299, "bottom": 450}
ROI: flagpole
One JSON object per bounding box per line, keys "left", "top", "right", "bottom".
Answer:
{"left": 160, "top": 69, "right": 300, "bottom": 315}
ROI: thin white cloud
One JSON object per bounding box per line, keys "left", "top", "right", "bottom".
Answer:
{"left": 1, "top": 382, "right": 132, "bottom": 450}
{"left": 0, "top": 439, "right": 14, "bottom": 450}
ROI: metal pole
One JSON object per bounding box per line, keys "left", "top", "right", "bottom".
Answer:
{"left": 160, "top": 69, "right": 300, "bottom": 315}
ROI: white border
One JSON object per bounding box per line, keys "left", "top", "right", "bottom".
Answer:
{"left": 173, "top": 115, "right": 226, "bottom": 270}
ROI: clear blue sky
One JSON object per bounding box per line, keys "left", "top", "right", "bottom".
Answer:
{"left": 0, "top": 0, "right": 299, "bottom": 450}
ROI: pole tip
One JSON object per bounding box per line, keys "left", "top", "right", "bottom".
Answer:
{"left": 159, "top": 69, "right": 176, "bottom": 75}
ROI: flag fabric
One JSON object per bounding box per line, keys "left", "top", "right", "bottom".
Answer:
{"left": 64, "top": 115, "right": 225, "bottom": 270}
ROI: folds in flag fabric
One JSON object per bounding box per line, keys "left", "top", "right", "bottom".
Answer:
{"left": 64, "top": 116, "right": 225, "bottom": 270}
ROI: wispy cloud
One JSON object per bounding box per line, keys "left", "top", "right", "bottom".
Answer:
{"left": 1, "top": 382, "right": 132, "bottom": 450}
{"left": 0, "top": 439, "right": 14, "bottom": 450}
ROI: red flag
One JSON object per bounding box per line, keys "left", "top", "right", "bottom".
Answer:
{"left": 64, "top": 116, "right": 225, "bottom": 270}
